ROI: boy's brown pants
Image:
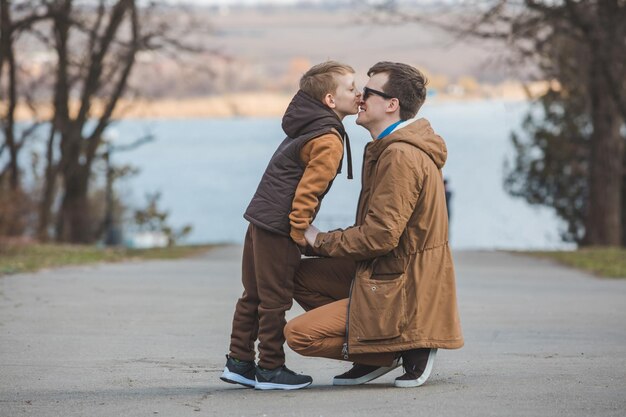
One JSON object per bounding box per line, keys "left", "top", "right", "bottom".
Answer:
{"left": 228, "top": 223, "right": 301, "bottom": 369}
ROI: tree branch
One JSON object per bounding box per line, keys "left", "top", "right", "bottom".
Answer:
{"left": 86, "top": 0, "right": 139, "bottom": 164}
{"left": 75, "top": 0, "right": 132, "bottom": 129}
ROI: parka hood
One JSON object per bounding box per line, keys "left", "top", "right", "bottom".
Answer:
{"left": 281, "top": 90, "right": 346, "bottom": 139}
{"left": 380, "top": 118, "right": 447, "bottom": 169}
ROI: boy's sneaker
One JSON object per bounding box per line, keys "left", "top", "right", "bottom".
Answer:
{"left": 333, "top": 357, "right": 402, "bottom": 386}
{"left": 394, "top": 348, "right": 437, "bottom": 388}
{"left": 220, "top": 355, "right": 256, "bottom": 388}
{"left": 255, "top": 365, "right": 313, "bottom": 390}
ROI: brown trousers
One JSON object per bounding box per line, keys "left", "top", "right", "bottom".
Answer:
{"left": 286, "top": 257, "right": 397, "bottom": 367}
{"left": 228, "top": 223, "right": 301, "bottom": 369}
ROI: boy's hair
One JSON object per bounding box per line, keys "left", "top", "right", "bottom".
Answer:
{"left": 300, "top": 61, "right": 355, "bottom": 102}
{"left": 367, "top": 62, "right": 428, "bottom": 120}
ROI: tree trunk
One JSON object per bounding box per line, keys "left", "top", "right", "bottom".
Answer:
{"left": 585, "top": 59, "right": 624, "bottom": 246}
{"left": 622, "top": 167, "right": 626, "bottom": 246}
{"left": 56, "top": 165, "right": 92, "bottom": 243}
{"left": 0, "top": 0, "right": 20, "bottom": 190}
{"left": 37, "top": 127, "right": 58, "bottom": 241}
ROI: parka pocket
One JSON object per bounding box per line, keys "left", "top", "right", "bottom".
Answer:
{"left": 351, "top": 274, "right": 407, "bottom": 342}
{"left": 371, "top": 256, "right": 407, "bottom": 280}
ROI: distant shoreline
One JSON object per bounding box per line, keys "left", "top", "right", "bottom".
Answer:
{"left": 13, "top": 81, "right": 546, "bottom": 121}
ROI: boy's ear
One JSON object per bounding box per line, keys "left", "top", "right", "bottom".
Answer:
{"left": 324, "top": 93, "right": 336, "bottom": 109}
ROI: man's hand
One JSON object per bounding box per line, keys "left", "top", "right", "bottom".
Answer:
{"left": 304, "top": 224, "right": 321, "bottom": 247}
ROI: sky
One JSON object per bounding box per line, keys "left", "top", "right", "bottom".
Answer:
{"left": 180, "top": 0, "right": 332, "bottom": 4}
{"left": 176, "top": 0, "right": 447, "bottom": 5}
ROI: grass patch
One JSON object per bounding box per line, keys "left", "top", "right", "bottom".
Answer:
{"left": 526, "top": 247, "right": 626, "bottom": 278}
{"left": 0, "top": 243, "right": 217, "bottom": 276}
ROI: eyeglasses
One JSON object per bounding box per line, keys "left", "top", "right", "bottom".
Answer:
{"left": 363, "top": 87, "right": 396, "bottom": 101}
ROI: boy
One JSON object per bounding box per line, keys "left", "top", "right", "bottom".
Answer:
{"left": 220, "top": 61, "right": 360, "bottom": 390}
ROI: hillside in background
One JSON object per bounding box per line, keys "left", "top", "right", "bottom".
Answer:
{"left": 19, "top": 3, "right": 516, "bottom": 102}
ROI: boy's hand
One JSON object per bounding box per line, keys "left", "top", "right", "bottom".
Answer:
{"left": 304, "top": 224, "right": 321, "bottom": 247}
{"left": 290, "top": 228, "right": 307, "bottom": 247}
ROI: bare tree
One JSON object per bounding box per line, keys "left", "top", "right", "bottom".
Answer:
{"left": 40, "top": 0, "right": 206, "bottom": 243}
{"left": 44, "top": 0, "right": 140, "bottom": 242}
{"left": 0, "top": 0, "right": 50, "bottom": 236}
{"left": 482, "top": 0, "right": 625, "bottom": 246}
{"left": 1, "top": 1, "right": 210, "bottom": 242}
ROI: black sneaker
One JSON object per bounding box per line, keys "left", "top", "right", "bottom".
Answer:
{"left": 255, "top": 365, "right": 313, "bottom": 390}
{"left": 220, "top": 355, "right": 256, "bottom": 388}
{"left": 333, "top": 358, "right": 401, "bottom": 386}
{"left": 394, "top": 348, "right": 437, "bottom": 388}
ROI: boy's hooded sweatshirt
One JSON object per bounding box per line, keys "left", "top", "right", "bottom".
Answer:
{"left": 244, "top": 90, "right": 351, "bottom": 241}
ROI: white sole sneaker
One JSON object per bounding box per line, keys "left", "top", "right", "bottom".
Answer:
{"left": 333, "top": 358, "right": 402, "bottom": 386}
{"left": 254, "top": 381, "right": 312, "bottom": 390}
{"left": 394, "top": 349, "right": 437, "bottom": 388}
{"left": 220, "top": 367, "right": 256, "bottom": 388}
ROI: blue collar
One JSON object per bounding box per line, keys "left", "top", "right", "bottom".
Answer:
{"left": 376, "top": 120, "right": 404, "bottom": 140}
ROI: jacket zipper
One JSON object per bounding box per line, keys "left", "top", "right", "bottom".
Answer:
{"left": 343, "top": 279, "right": 355, "bottom": 359}
{"left": 343, "top": 142, "right": 373, "bottom": 359}
{"left": 354, "top": 142, "right": 371, "bottom": 225}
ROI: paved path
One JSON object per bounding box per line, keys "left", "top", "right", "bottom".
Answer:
{"left": 1, "top": 247, "right": 625, "bottom": 417}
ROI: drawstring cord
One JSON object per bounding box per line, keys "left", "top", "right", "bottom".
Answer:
{"left": 344, "top": 133, "right": 353, "bottom": 180}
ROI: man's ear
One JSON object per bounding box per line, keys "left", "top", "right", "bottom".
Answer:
{"left": 387, "top": 98, "right": 400, "bottom": 114}
{"left": 324, "top": 93, "right": 336, "bottom": 109}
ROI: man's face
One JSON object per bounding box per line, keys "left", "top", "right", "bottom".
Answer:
{"left": 356, "top": 72, "right": 390, "bottom": 128}
{"left": 330, "top": 72, "right": 361, "bottom": 119}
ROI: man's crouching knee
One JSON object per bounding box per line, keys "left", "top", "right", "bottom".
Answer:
{"left": 284, "top": 317, "right": 309, "bottom": 355}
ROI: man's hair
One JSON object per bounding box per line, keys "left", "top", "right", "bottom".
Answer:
{"left": 300, "top": 61, "right": 355, "bottom": 102}
{"left": 367, "top": 62, "right": 428, "bottom": 120}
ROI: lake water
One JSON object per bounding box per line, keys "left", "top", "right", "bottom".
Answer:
{"left": 109, "top": 100, "right": 569, "bottom": 250}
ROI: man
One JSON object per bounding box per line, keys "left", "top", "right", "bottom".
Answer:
{"left": 284, "top": 61, "right": 463, "bottom": 388}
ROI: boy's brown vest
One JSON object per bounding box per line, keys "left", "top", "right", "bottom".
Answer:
{"left": 244, "top": 90, "right": 352, "bottom": 236}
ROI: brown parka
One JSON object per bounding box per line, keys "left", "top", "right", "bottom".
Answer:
{"left": 313, "top": 118, "right": 464, "bottom": 355}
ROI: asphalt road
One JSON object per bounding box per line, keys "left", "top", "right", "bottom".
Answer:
{"left": 1, "top": 246, "right": 625, "bottom": 417}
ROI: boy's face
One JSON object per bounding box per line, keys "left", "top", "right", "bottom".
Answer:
{"left": 327, "top": 72, "right": 361, "bottom": 120}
